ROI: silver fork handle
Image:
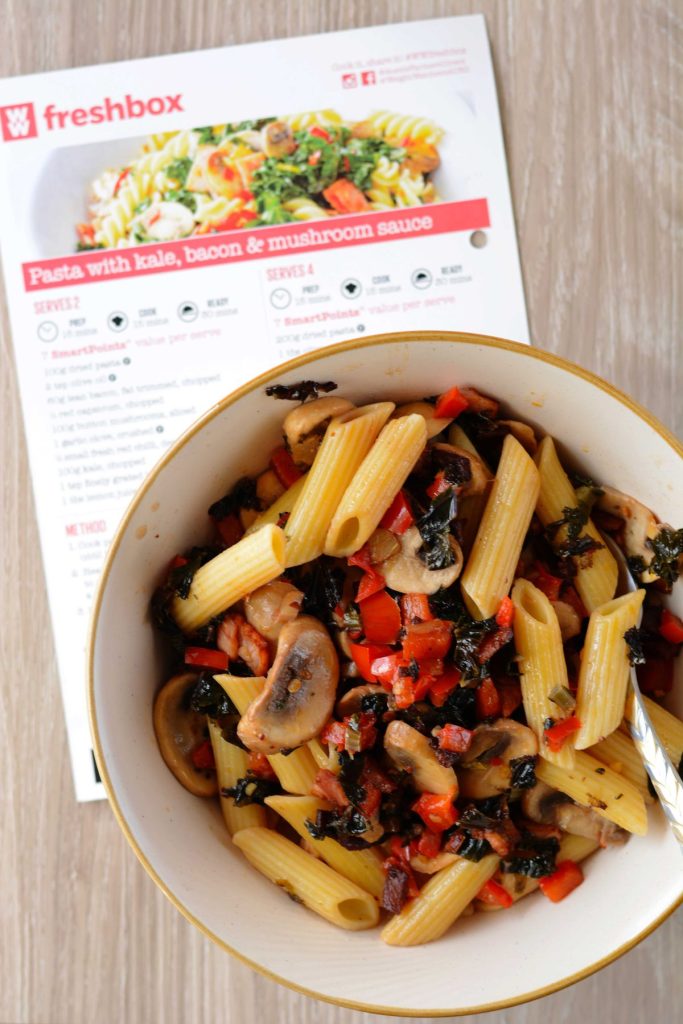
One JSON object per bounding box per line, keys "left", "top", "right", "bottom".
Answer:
{"left": 627, "top": 688, "right": 683, "bottom": 852}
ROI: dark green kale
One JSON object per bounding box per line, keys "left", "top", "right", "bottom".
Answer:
{"left": 624, "top": 626, "right": 647, "bottom": 666}
{"left": 510, "top": 755, "right": 538, "bottom": 790}
{"left": 344, "top": 136, "right": 405, "bottom": 191}
{"left": 169, "top": 547, "right": 217, "bottom": 599}
{"left": 197, "top": 126, "right": 220, "bottom": 144}
{"left": 288, "top": 557, "right": 343, "bottom": 625}
{"left": 546, "top": 485, "right": 604, "bottom": 560}
{"left": 162, "top": 188, "right": 197, "bottom": 212}
{"left": 224, "top": 774, "right": 279, "bottom": 806}
{"left": 647, "top": 528, "right": 683, "bottom": 587}
{"left": 444, "top": 597, "right": 498, "bottom": 682}
{"left": 501, "top": 834, "right": 559, "bottom": 878}
{"left": 360, "top": 691, "right": 390, "bottom": 717}
{"left": 265, "top": 380, "right": 338, "bottom": 402}
{"left": 189, "top": 673, "right": 237, "bottom": 718}
{"left": 305, "top": 807, "right": 373, "bottom": 849}
{"left": 208, "top": 476, "right": 259, "bottom": 520}
{"left": 416, "top": 488, "right": 458, "bottom": 570}
{"left": 164, "top": 157, "right": 193, "bottom": 186}
{"left": 449, "top": 834, "right": 493, "bottom": 862}
{"left": 337, "top": 750, "right": 366, "bottom": 807}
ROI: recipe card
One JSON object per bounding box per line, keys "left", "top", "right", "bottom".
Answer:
{"left": 0, "top": 15, "right": 529, "bottom": 800}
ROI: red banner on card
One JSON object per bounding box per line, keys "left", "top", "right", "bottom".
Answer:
{"left": 22, "top": 198, "right": 489, "bottom": 292}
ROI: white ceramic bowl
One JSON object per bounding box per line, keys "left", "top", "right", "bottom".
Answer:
{"left": 88, "top": 332, "right": 683, "bottom": 1016}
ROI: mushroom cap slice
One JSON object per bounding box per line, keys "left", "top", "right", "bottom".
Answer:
{"left": 595, "top": 486, "right": 663, "bottom": 582}
{"left": 336, "top": 684, "right": 386, "bottom": 718}
{"left": 458, "top": 719, "right": 538, "bottom": 799}
{"left": 377, "top": 526, "right": 463, "bottom": 595}
{"left": 392, "top": 401, "right": 453, "bottom": 439}
{"left": 384, "top": 720, "right": 458, "bottom": 795}
{"left": 431, "top": 442, "right": 492, "bottom": 497}
{"left": 153, "top": 672, "right": 218, "bottom": 797}
{"left": 237, "top": 615, "right": 339, "bottom": 754}
{"left": 283, "top": 396, "right": 355, "bottom": 467}
{"left": 243, "top": 579, "right": 303, "bottom": 643}
{"left": 522, "top": 781, "right": 628, "bottom": 846}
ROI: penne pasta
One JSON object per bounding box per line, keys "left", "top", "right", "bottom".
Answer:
{"left": 232, "top": 827, "right": 379, "bottom": 930}
{"left": 265, "top": 795, "right": 385, "bottom": 898}
{"left": 216, "top": 674, "right": 318, "bottom": 794}
{"left": 511, "top": 578, "right": 576, "bottom": 769}
{"left": 589, "top": 728, "right": 653, "bottom": 802}
{"left": 574, "top": 590, "right": 645, "bottom": 749}
{"left": 536, "top": 750, "right": 648, "bottom": 836}
{"left": 461, "top": 435, "right": 540, "bottom": 620}
{"left": 534, "top": 436, "right": 618, "bottom": 613}
{"left": 324, "top": 413, "right": 428, "bottom": 558}
{"left": 285, "top": 402, "right": 394, "bottom": 567}
{"left": 381, "top": 854, "right": 499, "bottom": 946}
{"left": 172, "top": 524, "right": 286, "bottom": 633}
{"left": 208, "top": 721, "right": 266, "bottom": 834}
{"left": 245, "top": 475, "right": 307, "bottom": 535}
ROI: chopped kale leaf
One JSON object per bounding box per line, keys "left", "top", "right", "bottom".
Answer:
{"left": 208, "top": 476, "right": 260, "bottom": 519}
{"left": 190, "top": 673, "right": 237, "bottom": 718}
{"left": 305, "top": 807, "right": 373, "bottom": 849}
{"left": 416, "top": 488, "right": 458, "bottom": 570}
{"left": 624, "top": 626, "right": 647, "bottom": 666}
{"left": 501, "top": 834, "right": 559, "bottom": 878}
{"left": 265, "top": 380, "right": 338, "bottom": 402}
{"left": 509, "top": 754, "right": 538, "bottom": 790}
{"left": 224, "top": 774, "right": 279, "bottom": 806}
{"left": 647, "top": 527, "right": 683, "bottom": 587}
{"left": 164, "top": 157, "right": 193, "bottom": 186}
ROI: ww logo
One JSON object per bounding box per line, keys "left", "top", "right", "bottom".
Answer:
{"left": 0, "top": 103, "right": 38, "bottom": 141}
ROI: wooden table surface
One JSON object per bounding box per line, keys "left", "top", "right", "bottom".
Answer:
{"left": 1, "top": 1, "right": 681, "bottom": 1022}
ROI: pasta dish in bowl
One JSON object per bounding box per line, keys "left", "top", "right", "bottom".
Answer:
{"left": 88, "top": 332, "right": 683, "bottom": 1014}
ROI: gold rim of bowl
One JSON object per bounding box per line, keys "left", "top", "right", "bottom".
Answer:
{"left": 87, "top": 330, "right": 683, "bottom": 1017}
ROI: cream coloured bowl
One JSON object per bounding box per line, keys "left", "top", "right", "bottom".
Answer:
{"left": 88, "top": 332, "right": 683, "bottom": 1016}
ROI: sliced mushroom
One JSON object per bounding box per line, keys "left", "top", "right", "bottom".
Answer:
{"left": 153, "top": 672, "right": 218, "bottom": 797}
{"left": 498, "top": 420, "right": 538, "bottom": 455}
{"left": 336, "top": 684, "right": 385, "bottom": 718}
{"left": 552, "top": 599, "right": 582, "bottom": 641}
{"left": 458, "top": 719, "right": 538, "bottom": 799}
{"left": 261, "top": 120, "right": 297, "bottom": 158}
{"left": 596, "top": 486, "right": 662, "bottom": 582}
{"left": 383, "top": 721, "right": 458, "bottom": 795}
{"left": 459, "top": 386, "right": 499, "bottom": 417}
{"left": 283, "top": 396, "right": 355, "bottom": 467}
{"left": 431, "top": 443, "right": 492, "bottom": 497}
{"left": 392, "top": 401, "right": 452, "bottom": 439}
{"left": 237, "top": 616, "right": 339, "bottom": 754}
{"left": 365, "top": 527, "right": 400, "bottom": 565}
{"left": 376, "top": 526, "right": 463, "bottom": 595}
{"left": 410, "top": 850, "right": 457, "bottom": 875}
{"left": 522, "top": 781, "right": 628, "bottom": 846}
{"left": 402, "top": 141, "right": 440, "bottom": 176}
{"left": 243, "top": 580, "right": 303, "bottom": 643}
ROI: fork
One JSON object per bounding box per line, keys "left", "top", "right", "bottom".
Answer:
{"left": 601, "top": 532, "right": 683, "bottom": 852}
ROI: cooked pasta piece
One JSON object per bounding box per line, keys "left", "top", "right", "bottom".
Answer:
{"left": 285, "top": 403, "right": 394, "bottom": 567}
{"left": 232, "top": 827, "right": 379, "bottom": 930}
{"left": 207, "top": 721, "right": 266, "bottom": 833}
{"left": 534, "top": 436, "right": 618, "bottom": 612}
{"left": 511, "top": 578, "right": 576, "bottom": 769}
{"left": 265, "top": 795, "right": 385, "bottom": 898}
{"left": 535, "top": 751, "right": 648, "bottom": 835}
{"left": 245, "top": 475, "right": 307, "bottom": 535}
{"left": 364, "top": 110, "right": 444, "bottom": 145}
{"left": 172, "top": 525, "right": 285, "bottom": 632}
{"left": 324, "top": 413, "right": 428, "bottom": 558}
{"left": 461, "top": 435, "right": 540, "bottom": 620}
{"left": 632, "top": 695, "right": 683, "bottom": 767}
{"left": 215, "top": 673, "right": 318, "bottom": 794}
{"left": 574, "top": 590, "right": 646, "bottom": 749}
{"left": 381, "top": 854, "right": 499, "bottom": 946}
{"left": 589, "top": 728, "right": 653, "bottom": 802}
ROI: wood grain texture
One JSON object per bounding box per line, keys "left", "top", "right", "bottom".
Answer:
{"left": 0, "top": 1, "right": 680, "bottom": 1022}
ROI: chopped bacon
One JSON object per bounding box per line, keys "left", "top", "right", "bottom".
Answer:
{"left": 311, "top": 769, "right": 349, "bottom": 807}
{"left": 477, "top": 626, "right": 513, "bottom": 663}
{"left": 217, "top": 613, "right": 270, "bottom": 675}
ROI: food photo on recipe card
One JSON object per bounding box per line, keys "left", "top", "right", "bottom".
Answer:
{"left": 0, "top": 14, "right": 528, "bottom": 801}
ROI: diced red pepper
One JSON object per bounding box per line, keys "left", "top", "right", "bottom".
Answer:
{"left": 370, "top": 653, "right": 406, "bottom": 689}
{"left": 380, "top": 490, "right": 415, "bottom": 534}
{"left": 530, "top": 562, "right": 563, "bottom": 602}
{"left": 190, "top": 739, "right": 215, "bottom": 771}
{"left": 349, "top": 642, "right": 394, "bottom": 683}
{"left": 322, "top": 177, "right": 370, "bottom": 213}
{"left": 475, "top": 677, "right": 501, "bottom": 719}
{"left": 270, "top": 446, "right": 303, "bottom": 489}
{"left": 76, "top": 222, "right": 96, "bottom": 245}
{"left": 388, "top": 835, "right": 412, "bottom": 864}
{"left": 412, "top": 792, "right": 459, "bottom": 833}
{"left": 169, "top": 554, "right": 188, "bottom": 570}
{"left": 433, "top": 386, "right": 469, "bottom": 420}
{"left": 477, "top": 878, "right": 514, "bottom": 909}
{"left": 311, "top": 769, "right": 349, "bottom": 807}
{"left": 347, "top": 544, "right": 374, "bottom": 571}
{"left": 659, "top": 609, "right": 683, "bottom": 645}
{"left": 400, "top": 593, "right": 434, "bottom": 625}
{"left": 356, "top": 570, "right": 386, "bottom": 603}
{"left": 215, "top": 513, "right": 243, "bottom": 548}
{"left": 184, "top": 647, "right": 229, "bottom": 671}
{"left": 360, "top": 590, "right": 401, "bottom": 644}
{"left": 392, "top": 674, "right": 433, "bottom": 709}
{"left": 247, "top": 752, "right": 277, "bottom": 780}
{"left": 437, "top": 723, "right": 474, "bottom": 754}
{"left": 417, "top": 658, "right": 444, "bottom": 677}
{"left": 538, "top": 860, "right": 584, "bottom": 902}
{"left": 429, "top": 669, "right": 462, "bottom": 707}
{"left": 307, "top": 150, "right": 321, "bottom": 166}
{"left": 636, "top": 658, "right": 674, "bottom": 695}
{"left": 113, "top": 166, "right": 131, "bottom": 196}
{"left": 416, "top": 831, "right": 442, "bottom": 859}
{"left": 321, "top": 720, "right": 347, "bottom": 749}
{"left": 544, "top": 715, "right": 582, "bottom": 753}
{"left": 309, "top": 124, "right": 332, "bottom": 142}
{"left": 499, "top": 679, "right": 523, "bottom": 717}
{"left": 426, "top": 471, "right": 453, "bottom": 499}
{"left": 147, "top": 209, "right": 161, "bottom": 226}
{"left": 403, "top": 620, "right": 452, "bottom": 661}
{"left": 237, "top": 189, "right": 254, "bottom": 202}
{"left": 495, "top": 596, "right": 515, "bottom": 628}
